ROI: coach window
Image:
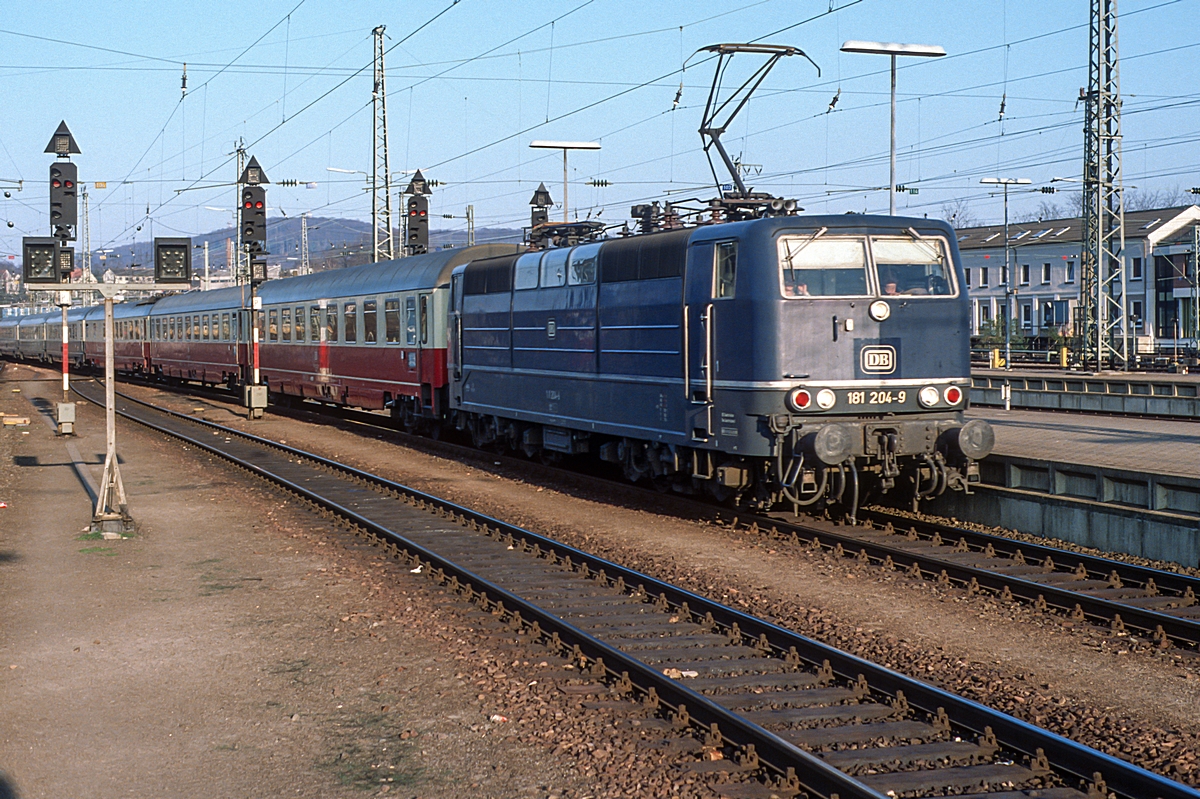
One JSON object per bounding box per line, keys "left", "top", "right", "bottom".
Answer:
{"left": 310, "top": 306, "right": 321, "bottom": 342}
{"left": 344, "top": 302, "right": 357, "bottom": 343}
{"left": 540, "top": 248, "right": 568, "bottom": 288}
{"left": 188, "top": 315, "right": 196, "bottom": 340}
{"left": 778, "top": 235, "right": 869, "bottom": 297}
{"left": 194, "top": 316, "right": 201, "bottom": 340}
{"left": 568, "top": 243, "right": 600, "bottom": 285}
{"left": 363, "top": 300, "right": 378, "bottom": 343}
{"left": 404, "top": 297, "right": 417, "bottom": 345}
{"left": 714, "top": 241, "right": 737, "bottom": 298}
{"left": 281, "top": 308, "right": 292, "bottom": 342}
{"left": 325, "top": 305, "right": 338, "bottom": 343}
{"left": 222, "top": 313, "right": 231, "bottom": 341}
{"left": 202, "top": 314, "right": 210, "bottom": 340}
{"left": 513, "top": 252, "right": 541, "bottom": 290}
{"left": 268, "top": 309, "right": 279, "bottom": 342}
{"left": 294, "top": 306, "right": 305, "bottom": 342}
{"left": 870, "top": 236, "right": 956, "bottom": 297}
{"left": 167, "top": 318, "right": 174, "bottom": 341}
{"left": 385, "top": 298, "right": 401, "bottom": 343}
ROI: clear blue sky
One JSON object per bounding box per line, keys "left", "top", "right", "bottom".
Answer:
{"left": 0, "top": 0, "right": 1197, "bottom": 258}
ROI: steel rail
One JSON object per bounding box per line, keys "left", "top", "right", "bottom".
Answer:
{"left": 73, "top": 380, "right": 1200, "bottom": 799}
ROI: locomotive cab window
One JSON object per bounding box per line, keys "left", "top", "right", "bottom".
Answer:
{"left": 714, "top": 241, "right": 737, "bottom": 298}
{"left": 871, "top": 237, "right": 956, "bottom": 297}
{"left": 778, "top": 235, "right": 869, "bottom": 297}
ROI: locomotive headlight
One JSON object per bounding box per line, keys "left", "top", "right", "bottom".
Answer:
{"left": 816, "top": 388, "right": 836, "bottom": 410}
{"left": 868, "top": 300, "right": 891, "bottom": 322}
{"left": 918, "top": 386, "right": 941, "bottom": 407}
{"left": 788, "top": 388, "right": 812, "bottom": 411}
{"left": 943, "top": 385, "right": 963, "bottom": 405}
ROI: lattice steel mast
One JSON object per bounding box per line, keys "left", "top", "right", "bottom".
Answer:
{"left": 1079, "top": 0, "right": 1128, "bottom": 369}
{"left": 372, "top": 25, "right": 395, "bottom": 262}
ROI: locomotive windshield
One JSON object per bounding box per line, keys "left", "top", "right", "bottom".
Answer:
{"left": 778, "top": 236, "right": 870, "bottom": 297}
{"left": 872, "top": 237, "right": 956, "bottom": 296}
{"left": 778, "top": 233, "right": 957, "bottom": 298}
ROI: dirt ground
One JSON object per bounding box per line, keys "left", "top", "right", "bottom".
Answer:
{"left": 0, "top": 365, "right": 615, "bottom": 799}
{"left": 109, "top": 375, "right": 1200, "bottom": 783}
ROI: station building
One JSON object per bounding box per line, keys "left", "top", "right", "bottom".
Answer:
{"left": 955, "top": 204, "right": 1200, "bottom": 352}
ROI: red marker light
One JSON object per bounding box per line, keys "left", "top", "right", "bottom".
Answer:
{"left": 944, "top": 386, "right": 963, "bottom": 405}
{"left": 788, "top": 388, "right": 812, "bottom": 411}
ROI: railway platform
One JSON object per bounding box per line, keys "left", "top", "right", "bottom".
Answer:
{"left": 0, "top": 367, "right": 589, "bottom": 798}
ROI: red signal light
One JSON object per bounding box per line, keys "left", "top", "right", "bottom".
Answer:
{"left": 52, "top": 179, "right": 61, "bottom": 188}
{"left": 255, "top": 201, "right": 263, "bottom": 209}
{"left": 64, "top": 180, "right": 73, "bottom": 188}
{"left": 244, "top": 201, "right": 252, "bottom": 208}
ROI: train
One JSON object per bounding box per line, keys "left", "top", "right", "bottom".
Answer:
{"left": 0, "top": 214, "right": 994, "bottom": 517}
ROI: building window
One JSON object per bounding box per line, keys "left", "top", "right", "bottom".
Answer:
{"left": 1132, "top": 257, "right": 1143, "bottom": 280}
{"left": 980, "top": 267, "right": 989, "bottom": 287}
{"left": 1131, "top": 300, "right": 1144, "bottom": 329}
{"left": 979, "top": 303, "right": 991, "bottom": 325}
{"left": 1066, "top": 261, "right": 1075, "bottom": 283}
{"left": 1021, "top": 303, "right": 1032, "bottom": 329}
{"left": 1020, "top": 264, "right": 1030, "bottom": 286}
{"left": 1042, "top": 263, "right": 1051, "bottom": 284}
{"left": 964, "top": 267, "right": 971, "bottom": 287}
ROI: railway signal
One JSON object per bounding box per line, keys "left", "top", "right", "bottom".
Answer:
{"left": 241, "top": 186, "right": 267, "bottom": 243}
{"left": 154, "top": 237, "right": 192, "bottom": 283}
{"left": 49, "top": 161, "right": 78, "bottom": 237}
{"left": 404, "top": 170, "right": 431, "bottom": 255}
{"left": 21, "top": 237, "right": 59, "bottom": 283}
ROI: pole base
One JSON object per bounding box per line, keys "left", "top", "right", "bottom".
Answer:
{"left": 90, "top": 515, "right": 134, "bottom": 538}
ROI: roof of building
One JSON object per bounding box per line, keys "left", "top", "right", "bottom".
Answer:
{"left": 955, "top": 205, "right": 1200, "bottom": 250}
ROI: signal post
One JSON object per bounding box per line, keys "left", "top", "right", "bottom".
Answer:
{"left": 239, "top": 156, "right": 269, "bottom": 418}
{"left": 24, "top": 122, "right": 194, "bottom": 532}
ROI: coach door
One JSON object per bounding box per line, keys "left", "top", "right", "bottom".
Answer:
{"left": 449, "top": 272, "right": 463, "bottom": 381}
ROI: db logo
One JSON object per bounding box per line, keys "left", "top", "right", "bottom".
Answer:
{"left": 860, "top": 345, "right": 896, "bottom": 374}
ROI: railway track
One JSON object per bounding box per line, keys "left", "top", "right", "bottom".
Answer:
{"left": 71, "top": 378, "right": 1197, "bottom": 799}
{"left": 108, "top": 375, "right": 1200, "bottom": 654}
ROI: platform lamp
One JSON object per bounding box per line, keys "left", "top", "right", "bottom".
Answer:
{"left": 981, "top": 177, "right": 1032, "bottom": 377}
{"left": 528, "top": 141, "right": 600, "bottom": 222}
{"left": 840, "top": 41, "right": 945, "bottom": 215}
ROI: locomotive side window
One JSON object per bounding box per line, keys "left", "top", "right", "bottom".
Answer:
{"left": 405, "top": 297, "right": 417, "bottom": 346}
{"left": 714, "top": 241, "right": 737, "bottom": 299}
{"left": 514, "top": 252, "right": 541, "bottom": 290}
{"left": 871, "top": 237, "right": 956, "bottom": 297}
{"left": 268, "top": 309, "right": 279, "bottom": 342}
{"left": 294, "top": 306, "right": 305, "bottom": 342}
{"left": 778, "top": 236, "right": 869, "bottom": 297}
{"left": 385, "top": 299, "right": 401, "bottom": 343}
{"left": 281, "top": 308, "right": 292, "bottom": 342}
{"left": 568, "top": 243, "right": 600, "bottom": 285}
{"left": 363, "top": 300, "right": 377, "bottom": 344}
{"left": 344, "top": 302, "right": 358, "bottom": 343}
{"left": 541, "top": 248, "right": 568, "bottom": 288}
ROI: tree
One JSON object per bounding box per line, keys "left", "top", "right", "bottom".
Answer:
{"left": 940, "top": 197, "right": 979, "bottom": 229}
{"left": 1125, "top": 186, "right": 1195, "bottom": 212}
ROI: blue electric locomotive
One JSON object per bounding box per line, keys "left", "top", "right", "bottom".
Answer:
{"left": 449, "top": 214, "right": 993, "bottom": 514}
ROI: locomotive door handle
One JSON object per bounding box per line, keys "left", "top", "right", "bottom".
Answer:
{"left": 682, "top": 305, "right": 690, "bottom": 401}
{"left": 703, "top": 303, "right": 714, "bottom": 403}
